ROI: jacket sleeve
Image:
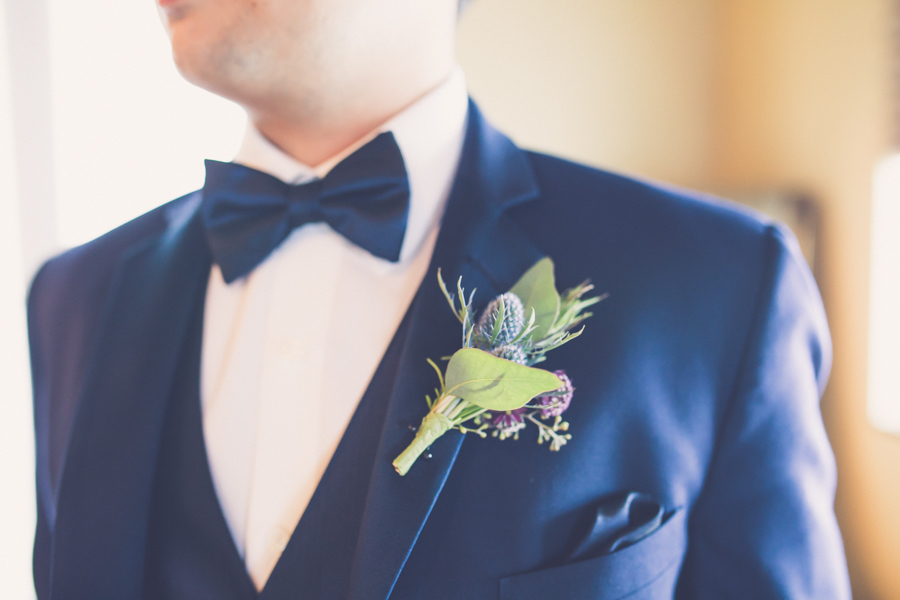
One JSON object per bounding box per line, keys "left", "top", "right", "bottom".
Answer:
{"left": 27, "top": 249, "right": 119, "bottom": 600}
{"left": 676, "top": 225, "right": 851, "bottom": 599}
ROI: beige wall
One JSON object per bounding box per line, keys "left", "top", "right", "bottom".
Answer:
{"left": 457, "top": 0, "right": 718, "bottom": 187}
{"left": 459, "top": 2, "right": 900, "bottom": 598}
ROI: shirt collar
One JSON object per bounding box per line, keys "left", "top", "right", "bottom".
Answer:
{"left": 232, "top": 66, "right": 469, "bottom": 263}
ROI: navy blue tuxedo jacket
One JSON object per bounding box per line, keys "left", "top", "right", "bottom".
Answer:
{"left": 28, "top": 103, "right": 850, "bottom": 599}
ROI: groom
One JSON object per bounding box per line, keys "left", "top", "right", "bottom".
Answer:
{"left": 28, "top": 0, "right": 851, "bottom": 598}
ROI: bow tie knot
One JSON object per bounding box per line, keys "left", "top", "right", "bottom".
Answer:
{"left": 200, "top": 132, "right": 411, "bottom": 283}
{"left": 285, "top": 181, "right": 326, "bottom": 226}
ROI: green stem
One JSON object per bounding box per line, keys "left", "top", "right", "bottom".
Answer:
{"left": 393, "top": 411, "right": 454, "bottom": 475}
{"left": 447, "top": 398, "right": 470, "bottom": 421}
{"left": 433, "top": 393, "right": 457, "bottom": 413}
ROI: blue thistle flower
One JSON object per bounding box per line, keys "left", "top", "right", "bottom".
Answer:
{"left": 491, "top": 343, "right": 528, "bottom": 365}
{"left": 475, "top": 292, "right": 525, "bottom": 349}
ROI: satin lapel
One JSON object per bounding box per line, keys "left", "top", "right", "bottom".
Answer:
{"left": 347, "top": 103, "right": 546, "bottom": 600}
{"left": 50, "top": 194, "right": 212, "bottom": 600}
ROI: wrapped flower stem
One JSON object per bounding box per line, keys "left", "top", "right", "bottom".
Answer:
{"left": 393, "top": 393, "right": 489, "bottom": 475}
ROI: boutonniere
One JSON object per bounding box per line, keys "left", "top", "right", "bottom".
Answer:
{"left": 393, "top": 257, "right": 604, "bottom": 475}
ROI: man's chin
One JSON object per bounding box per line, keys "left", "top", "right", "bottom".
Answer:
{"left": 158, "top": 0, "right": 197, "bottom": 26}
{"left": 168, "top": 39, "right": 253, "bottom": 106}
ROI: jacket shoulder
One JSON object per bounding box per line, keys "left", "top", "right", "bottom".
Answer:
{"left": 517, "top": 151, "right": 797, "bottom": 290}
{"left": 28, "top": 192, "right": 203, "bottom": 370}
{"left": 524, "top": 151, "right": 772, "bottom": 243}
{"left": 29, "top": 193, "right": 198, "bottom": 315}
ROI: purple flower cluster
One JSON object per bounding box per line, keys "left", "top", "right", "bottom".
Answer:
{"left": 490, "top": 408, "right": 528, "bottom": 436}
{"left": 535, "top": 370, "right": 574, "bottom": 419}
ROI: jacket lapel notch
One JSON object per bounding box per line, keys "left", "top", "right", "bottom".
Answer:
{"left": 347, "top": 104, "right": 547, "bottom": 600}
{"left": 50, "top": 194, "right": 212, "bottom": 600}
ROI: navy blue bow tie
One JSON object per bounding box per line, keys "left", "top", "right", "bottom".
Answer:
{"left": 200, "top": 132, "right": 410, "bottom": 283}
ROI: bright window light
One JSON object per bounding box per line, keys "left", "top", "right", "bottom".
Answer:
{"left": 0, "top": 1, "right": 37, "bottom": 597}
{"left": 868, "top": 153, "right": 900, "bottom": 436}
{"left": 47, "top": 0, "right": 245, "bottom": 248}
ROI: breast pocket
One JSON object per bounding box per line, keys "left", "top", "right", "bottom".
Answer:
{"left": 499, "top": 509, "right": 686, "bottom": 600}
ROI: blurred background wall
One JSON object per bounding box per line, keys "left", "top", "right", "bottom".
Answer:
{"left": 1, "top": 0, "right": 897, "bottom": 597}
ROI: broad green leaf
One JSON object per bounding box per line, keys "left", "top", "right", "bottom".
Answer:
{"left": 444, "top": 348, "right": 562, "bottom": 411}
{"left": 509, "top": 257, "right": 560, "bottom": 341}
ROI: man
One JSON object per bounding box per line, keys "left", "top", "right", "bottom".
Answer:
{"left": 27, "top": 0, "right": 851, "bottom": 598}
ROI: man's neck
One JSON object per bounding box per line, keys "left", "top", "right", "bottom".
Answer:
{"left": 246, "top": 68, "right": 456, "bottom": 167}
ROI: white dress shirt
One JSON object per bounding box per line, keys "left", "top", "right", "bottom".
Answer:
{"left": 200, "top": 67, "right": 468, "bottom": 590}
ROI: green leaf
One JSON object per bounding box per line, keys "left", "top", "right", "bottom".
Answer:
{"left": 509, "top": 257, "right": 560, "bottom": 341}
{"left": 444, "top": 348, "right": 562, "bottom": 411}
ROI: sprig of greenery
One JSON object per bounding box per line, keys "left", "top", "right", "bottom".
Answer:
{"left": 527, "top": 282, "right": 604, "bottom": 361}
{"left": 438, "top": 269, "right": 478, "bottom": 349}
